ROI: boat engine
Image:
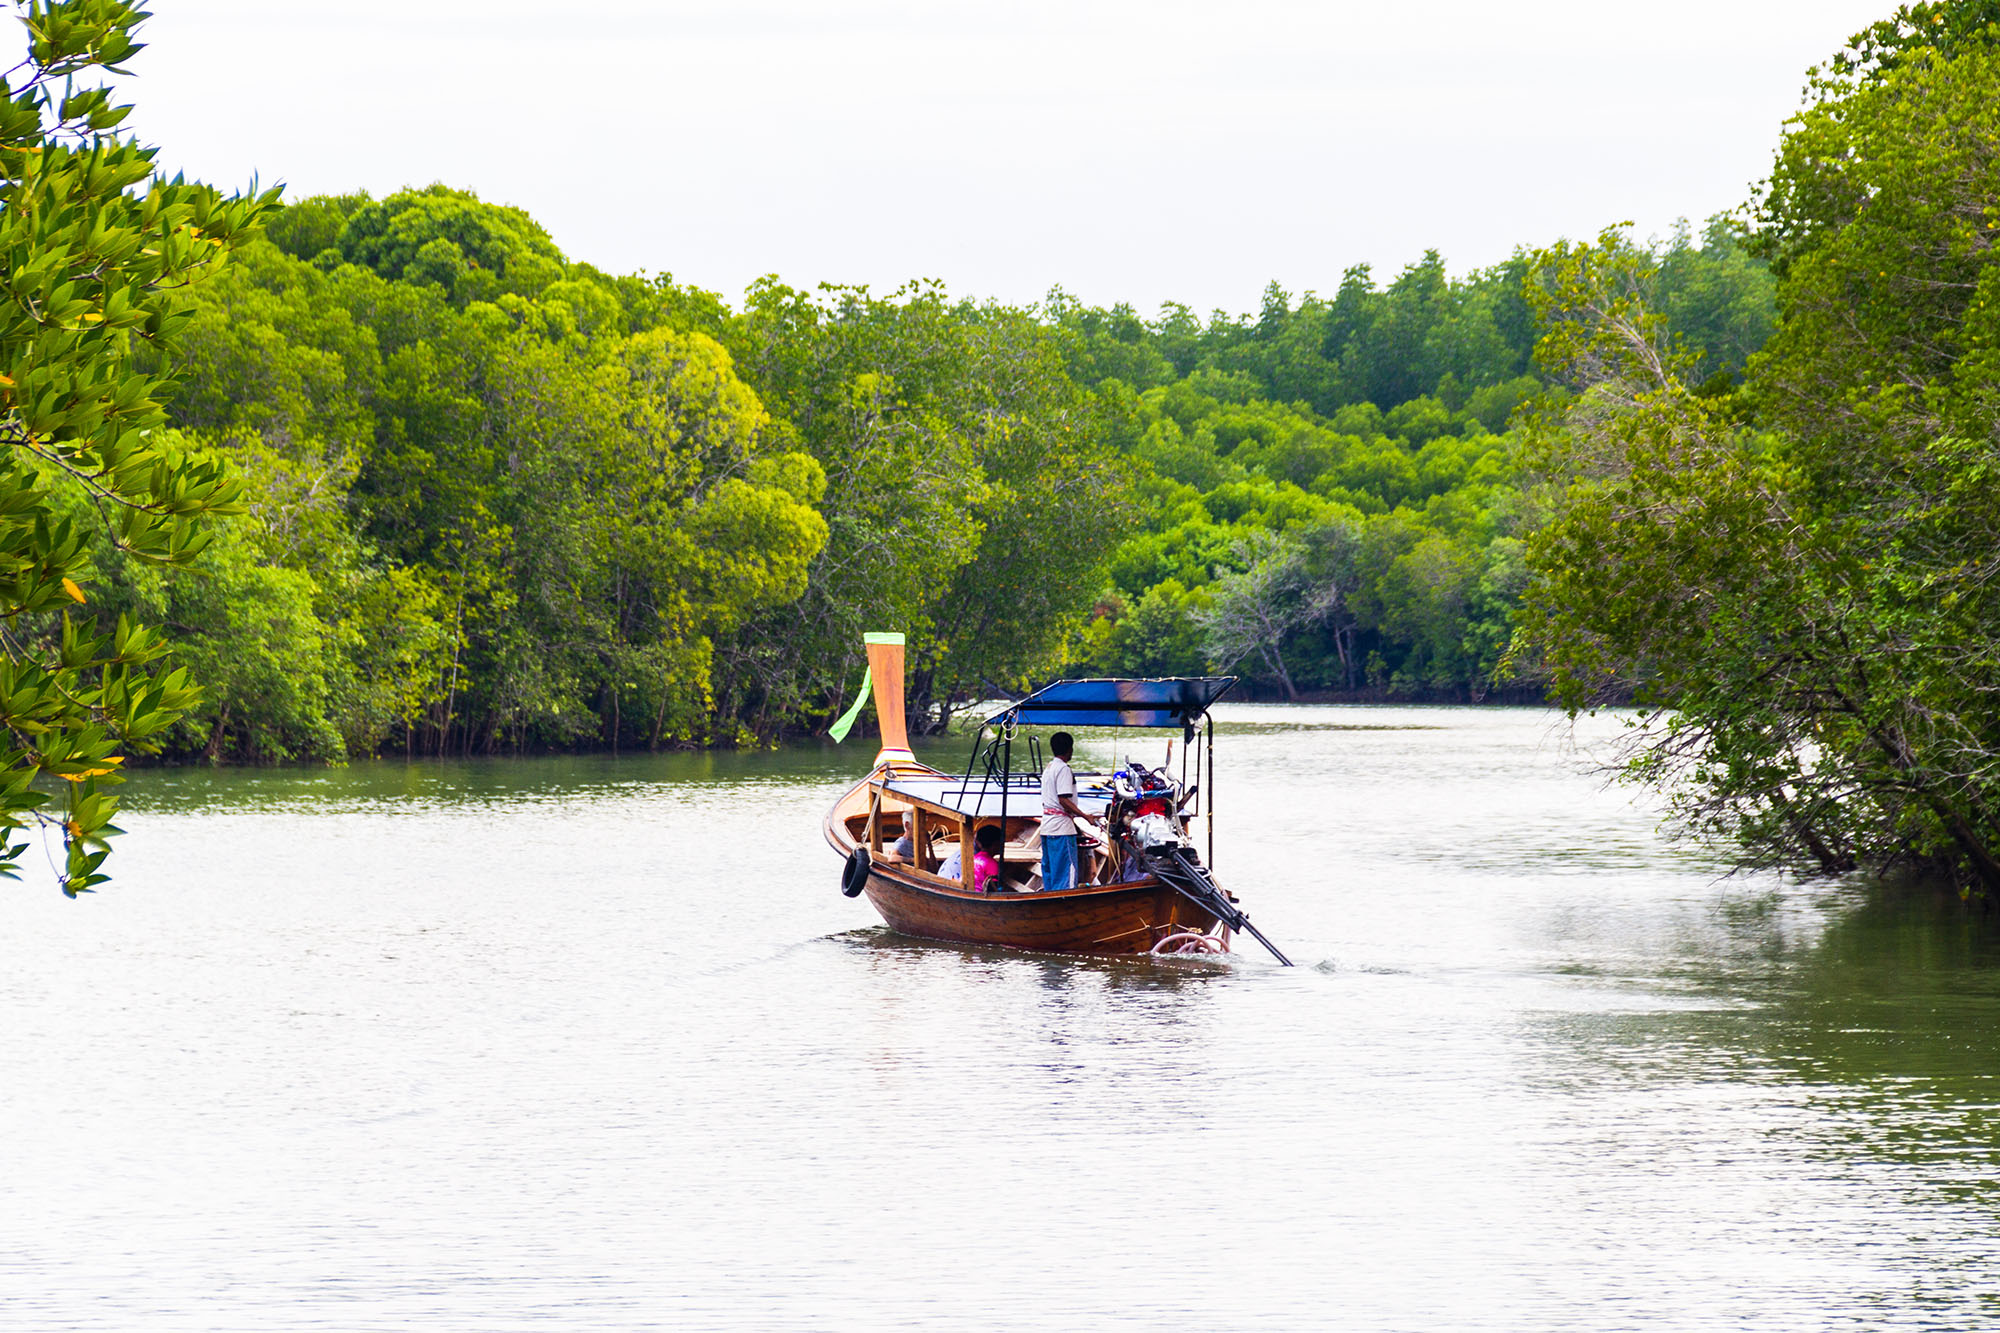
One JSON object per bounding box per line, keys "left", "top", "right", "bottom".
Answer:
{"left": 1128, "top": 811, "right": 1180, "bottom": 851}
{"left": 1111, "top": 761, "right": 1190, "bottom": 852}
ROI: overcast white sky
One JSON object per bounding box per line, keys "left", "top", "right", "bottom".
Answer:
{"left": 115, "top": 0, "right": 1888, "bottom": 315}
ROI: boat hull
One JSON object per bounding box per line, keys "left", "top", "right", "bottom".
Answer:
{"left": 858, "top": 865, "right": 1218, "bottom": 956}
{"left": 823, "top": 772, "right": 1220, "bottom": 955}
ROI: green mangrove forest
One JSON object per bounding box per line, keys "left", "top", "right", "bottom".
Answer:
{"left": 4, "top": 0, "right": 2000, "bottom": 895}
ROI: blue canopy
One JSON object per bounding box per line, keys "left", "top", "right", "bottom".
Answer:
{"left": 985, "top": 676, "right": 1237, "bottom": 730}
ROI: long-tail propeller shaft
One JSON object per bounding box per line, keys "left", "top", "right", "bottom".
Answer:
{"left": 1144, "top": 846, "right": 1293, "bottom": 966}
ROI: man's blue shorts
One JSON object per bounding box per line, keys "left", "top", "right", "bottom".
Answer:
{"left": 1041, "top": 834, "right": 1077, "bottom": 893}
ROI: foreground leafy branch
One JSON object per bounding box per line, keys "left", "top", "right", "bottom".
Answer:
{"left": 0, "top": 0, "right": 271, "bottom": 893}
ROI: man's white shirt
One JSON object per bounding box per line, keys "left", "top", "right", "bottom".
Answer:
{"left": 1040, "top": 756, "right": 1077, "bottom": 837}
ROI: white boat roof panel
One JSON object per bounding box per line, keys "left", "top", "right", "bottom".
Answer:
{"left": 880, "top": 775, "right": 1115, "bottom": 819}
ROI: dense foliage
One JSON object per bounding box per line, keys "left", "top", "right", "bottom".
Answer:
{"left": 1518, "top": 1, "right": 2000, "bottom": 893}
{"left": 14, "top": 0, "right": 2000, "bottom": 901}
{"left": 111, "top": 199, "right": 1136, "bottom": 756}
{"left": 121, "top": 204, "right": 1773, "bottom": 758}
{"left": 0, "top": 0, "right": 268, "bottom": 893}
{"left": 1050, "top": 223, "right": 1771, "bottom": 700}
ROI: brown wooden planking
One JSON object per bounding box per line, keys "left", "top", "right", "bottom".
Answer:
{"left": 858, "top": 869, "right": 1215, "bottom": 955}
{"left": 823, "top": 771, "right": 1217, "bottom": 955}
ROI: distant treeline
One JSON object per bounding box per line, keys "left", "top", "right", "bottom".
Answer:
{"left": 109, "top": 191, "right": 1775, "bottom": 761}
{"left": 1048, "top": 220, "right": 1770, "bottom": 701}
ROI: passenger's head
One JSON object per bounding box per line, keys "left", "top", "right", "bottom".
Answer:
{"left": 1050, "top": 731, "right": 1074, "bottom": 760}
{"left": 976, "top": 824, "right": 1004, "bottom": 855}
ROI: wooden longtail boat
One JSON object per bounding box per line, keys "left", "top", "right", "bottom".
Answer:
{"left": 824, "top": 633, "right": 1286, "bottom": 960}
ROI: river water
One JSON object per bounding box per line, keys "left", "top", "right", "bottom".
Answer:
{"left": 2, "top": 705, "right": 1996, "bottom": 1331}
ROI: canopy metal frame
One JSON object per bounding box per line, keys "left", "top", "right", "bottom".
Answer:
{"left": 954, "top": 676, "right": 1235, "bottom": 869}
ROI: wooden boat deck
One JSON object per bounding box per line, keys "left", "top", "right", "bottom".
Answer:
{"left": 824, "top": 766, "right": 1219, "bottom": 956}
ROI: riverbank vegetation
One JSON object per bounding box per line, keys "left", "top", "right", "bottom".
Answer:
{"left": 125, "top": 206, "right": 1772, "bottom": 760}
{"left": 8, "top": 0, "right": 2000, "bottom": 898}
{"left": 1517, "top": 1, "right": 2000, "bottom": 895}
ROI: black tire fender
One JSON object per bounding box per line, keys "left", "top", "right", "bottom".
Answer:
{"left": 841, "top": 846, "right": 871, "bottom": 898}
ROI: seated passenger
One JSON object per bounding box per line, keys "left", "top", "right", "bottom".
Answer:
{"left": 885, "top": 811, "right": 914, "bottom": 859}
{"left": 971, "top": 824, "right": 1005, "bottom": 893}
{"left": 940, "top": 825, "right": 1007, "bottom": 892}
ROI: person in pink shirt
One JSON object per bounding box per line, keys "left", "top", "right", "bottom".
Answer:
{"left": 940, "top": 823, "right": 1008, "bottom": 891}
{"left": 971, "top": 824, "right": 1006, "bottom": 893}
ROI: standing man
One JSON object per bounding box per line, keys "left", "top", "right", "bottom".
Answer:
{"left": 1039, "top": 732, "right": 1099, "bottom": 892}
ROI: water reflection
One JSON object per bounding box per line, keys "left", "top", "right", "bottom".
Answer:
{"left": 4, "top": 706, "right": 1997, "bottom": 1331}
{"left": 1514, "top": 875, "right": 2000, "bottom": 1327}
{"left": 121, "top": 746, "right": 871, "bottom": 815}
{"left": 839, "top": 926, "right": 1231, "bottom": 990}
{"left": 1757, "top": 884, "right": 2000, "bottom": 1220}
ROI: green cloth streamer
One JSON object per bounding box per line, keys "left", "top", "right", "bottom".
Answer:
{"left": 829, "top": 633, "right": 902, "bottom": 743}
{"left": 828, "top": 665, "right": 872, "bottom": 743}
